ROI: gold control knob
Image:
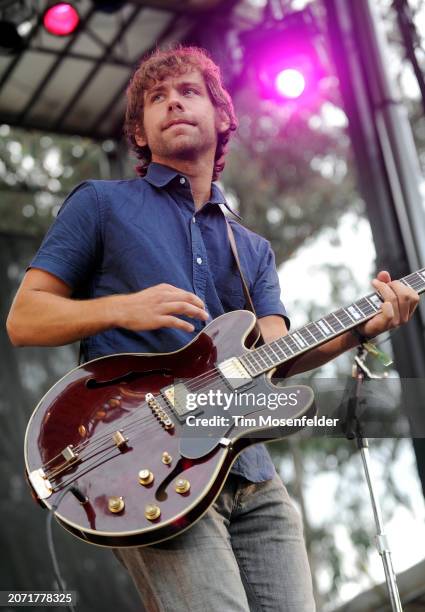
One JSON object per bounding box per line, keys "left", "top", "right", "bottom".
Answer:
{"left": 108, "top": 397, "right": 121, "bottom": 408}
{"left": 162, "top": 451, "right": 172, "bottom": 465}
{"left": 175, "top": 478, "right": 190, "bottom": 494}
{"left": 108, "top": 496, "right": 125, "bottom": 513}
{"left": 145, "top": 504, "right": 161, "bottom": 520}
{"left": 138, "top": 469, "right": 154, "bottom": 485}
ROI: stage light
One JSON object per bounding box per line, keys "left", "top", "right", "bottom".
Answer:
{"left": 43, "top": 2, "right": 80, "bottom": 36}
{"left": 239, "top": 8, "right": 328, "bottom": 105}
{"left": 275, "top": 68, "right": 306, "bottom": 99}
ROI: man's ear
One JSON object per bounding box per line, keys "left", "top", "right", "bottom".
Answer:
{"left": 135, "top": 125, "right": 147, "bottom": 148}
{"left": 216, "top": 109, "right": 231, "bottom": 135}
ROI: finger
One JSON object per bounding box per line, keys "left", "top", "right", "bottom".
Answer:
{"left": 160, "top": 315, "right": 195, "bottom": 333}
{"left": 160, "top": 301, "right": 209, "bottom": 320}
{"left": 373, "top": 301, "right": 395, "bottom": 331}
{"left": 388, "top": 280, "right": 411, "bottom": 323}
{"left": 408, "top": 294, "right": 420, "bottom": 318}
{"left": 372, "top": 279, "right": 400, "bottom": 325}
{"left": 376, "top": 270, "right": 392, "bottom": 284}
{"left": 361, "top": 301, "right": 395, "bottom": 338}
{"left": 163, "top": 287, "right": 206, "bottom": 310}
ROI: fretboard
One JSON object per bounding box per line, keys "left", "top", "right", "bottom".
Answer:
{"left": 239, "top": 268, "right": 425, "bottom": 377}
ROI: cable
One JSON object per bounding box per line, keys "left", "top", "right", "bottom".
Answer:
{"left": 46, "top": 485, "right": 77, "bottom": 612}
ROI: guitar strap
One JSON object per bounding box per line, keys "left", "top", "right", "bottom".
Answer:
{"left": 225, "top": 217, "right": 264, "bottom": 346}
{"left": 78, "top": 216, "right": 264, "bottom": 365}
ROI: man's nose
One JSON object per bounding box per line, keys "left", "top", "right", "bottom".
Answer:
{"left": 167, "top": 95, "right": 184, "bottom": 112}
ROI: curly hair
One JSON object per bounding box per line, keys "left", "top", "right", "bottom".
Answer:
{"left": 124, "top": 45, "right": 238, "bottom": 181}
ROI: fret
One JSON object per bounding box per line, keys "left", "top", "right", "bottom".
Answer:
{"left": 317, "top": 318, "right": 332, "bottom": 336}
{"left": 347, "top": 303, "right": 362, "bottom": 321}
{"left": 256, "top": 348, "right": 274, "bottom": 368}
{"left": 292, "top": 332, "right": 306, "bottom": 349}
{"left": 283, "top": 335, "right": 298, "bottom": 354}
{"left": 246, "top": 351, "right": 264, "bottom": 372}
{"left": 306, "top": 322, "right": 322, "bottom": 341}
{"left": 263, "top": 346, "right": 278, "bottom": 366}
{"left": 248, "top": 355, "right": 268, "bottom": 375}
{"left": 369, "top": 293, "right": 383, "bottom": 310}
{"left": 354, "top": 297, "right": 374, "bottom": 317}
{"left": 331, "top": 311, "right": 344, "bottom": 329}
{"left": 312, "top": 321, "right": 326, "bottom": 339}
{"left": 271, "top": 341, "right": 288, "bottom": 360}
{"left": 334, "top": 308, "right": 352, "bottom": 328}
{"left": 268, "top": 343, "right": 282, "bottom": 363}
{"left": 406, "top": 272, "right": 425, "bottom": 290}
{"left": 240, "top": 352, "right": 259, "bottom": 374}
{"left": 325, "top": 314, "right": 343, "bottom": 334}
{"left": 343, "top": 307, "right": 355, "bottom": 323}
{"left": 280, "top": 336, "right": 295, "bottom": 355}
{"left": 299, "top": 327, "right": 315, "bottom": 346}
{"left": 365, "top": 295, "right": 379, "bottom": 313}
{"left": 402, "top": 274, "right": 418, "bottom": 289}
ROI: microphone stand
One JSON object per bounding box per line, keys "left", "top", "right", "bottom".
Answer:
{"left": 339, "top": 344, "right": 403, "bottom": 611}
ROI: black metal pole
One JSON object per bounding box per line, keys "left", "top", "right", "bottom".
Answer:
{"left": 324, "top": 0, "right": 425, "bottom": 498}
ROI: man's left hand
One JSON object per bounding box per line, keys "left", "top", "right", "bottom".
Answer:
{"left": 357, "top": 270, "right": 420, "bottom": 340}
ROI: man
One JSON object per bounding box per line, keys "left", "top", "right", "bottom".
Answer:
{"left": 6, "top": 46, "right": 419, "bottom": 611}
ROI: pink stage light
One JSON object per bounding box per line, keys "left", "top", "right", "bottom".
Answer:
{"left": 43, "top": 3, "right": 80, "bottom": 36}
{"left": 275, "top": 68, "right": 306, "bottom": 99}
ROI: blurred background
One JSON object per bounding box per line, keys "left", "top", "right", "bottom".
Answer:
{"left": 1, "top": 0, "right": 425, "bottom": 609}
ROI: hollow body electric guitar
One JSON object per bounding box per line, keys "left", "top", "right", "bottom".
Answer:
{"left": 24, "top": 269, "right": 425, "bottom": 548}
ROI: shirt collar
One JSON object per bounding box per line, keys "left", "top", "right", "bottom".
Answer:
{"left": 144, "top": 162, "right": 180, "bottom": 187}
{"left": 144, "top": 162, "right": 242, "bottom": 220}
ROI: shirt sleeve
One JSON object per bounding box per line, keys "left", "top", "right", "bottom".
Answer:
{"left": 251, "top": 239, "right": 290, "bottom": 330}
{"left": 28, "top": 181, "right": 102, "bottom": 293}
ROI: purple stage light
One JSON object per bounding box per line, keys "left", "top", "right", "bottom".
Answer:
{"left": 275, "top": 68, "right": 306, "bottom": 99}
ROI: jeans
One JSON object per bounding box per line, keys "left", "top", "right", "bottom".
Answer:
{"left": 113, "top": 473, "right": 316, "bottom": 612}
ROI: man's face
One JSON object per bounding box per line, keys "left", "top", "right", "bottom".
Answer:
{"left": 135, "top": 69, "right": 229, "bottom": 164}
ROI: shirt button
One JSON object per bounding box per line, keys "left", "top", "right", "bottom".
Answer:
{"left": 179, "top": 177, "right": 186, "bottom": 184}
{"left": 192, "top": 216, "right": 196, "bottom": 223}
{"left": 196, "top": 257, "right": 203, "bottom": 265}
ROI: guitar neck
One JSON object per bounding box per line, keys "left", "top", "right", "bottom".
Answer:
{"left": 239, "top": 268, "right": 425, "bottom": 376}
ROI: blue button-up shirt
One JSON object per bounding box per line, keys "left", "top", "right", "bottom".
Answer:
{"left": 30, "top": 162, "right": 289, "bottom": 482}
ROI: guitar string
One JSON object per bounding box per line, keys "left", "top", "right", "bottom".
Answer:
{"left": 46, "top": 377, "right": 231, "bottom": 482}
{"left": 49, "top": 379, "right": 234, "bottom": 490}
{"left": 39, "top": 366, "right": 228, "bottom": 470}
{"left": 42, "top": 373, "right": 229, "bottom": 477}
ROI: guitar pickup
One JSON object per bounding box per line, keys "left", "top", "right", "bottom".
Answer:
{"left": 218, "top": 358, "right": 252, "bottom": 389}
{"left": 162, "top": 383, "right": 192, "bottom": 416}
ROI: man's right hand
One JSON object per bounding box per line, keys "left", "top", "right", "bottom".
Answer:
{"left": 6, "top": 270, "right": 209, "bottom": 347}
{"left": 118, "top": 283, "right": 209, "bottom": 333}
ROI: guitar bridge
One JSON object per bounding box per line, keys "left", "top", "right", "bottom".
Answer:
{"left": 28, "top": 468, "right": 52, "bottom": 500}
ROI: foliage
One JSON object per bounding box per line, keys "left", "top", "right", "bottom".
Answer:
{"left": 0, "top": 126, "right": 107, "bottom": 236}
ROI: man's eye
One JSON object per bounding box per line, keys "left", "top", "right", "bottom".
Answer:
{"left": 184, "top": 88, "right": 198, "bottom": 95}
{"left": 151, "top": 93, "right": 163, "bottom": 102}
